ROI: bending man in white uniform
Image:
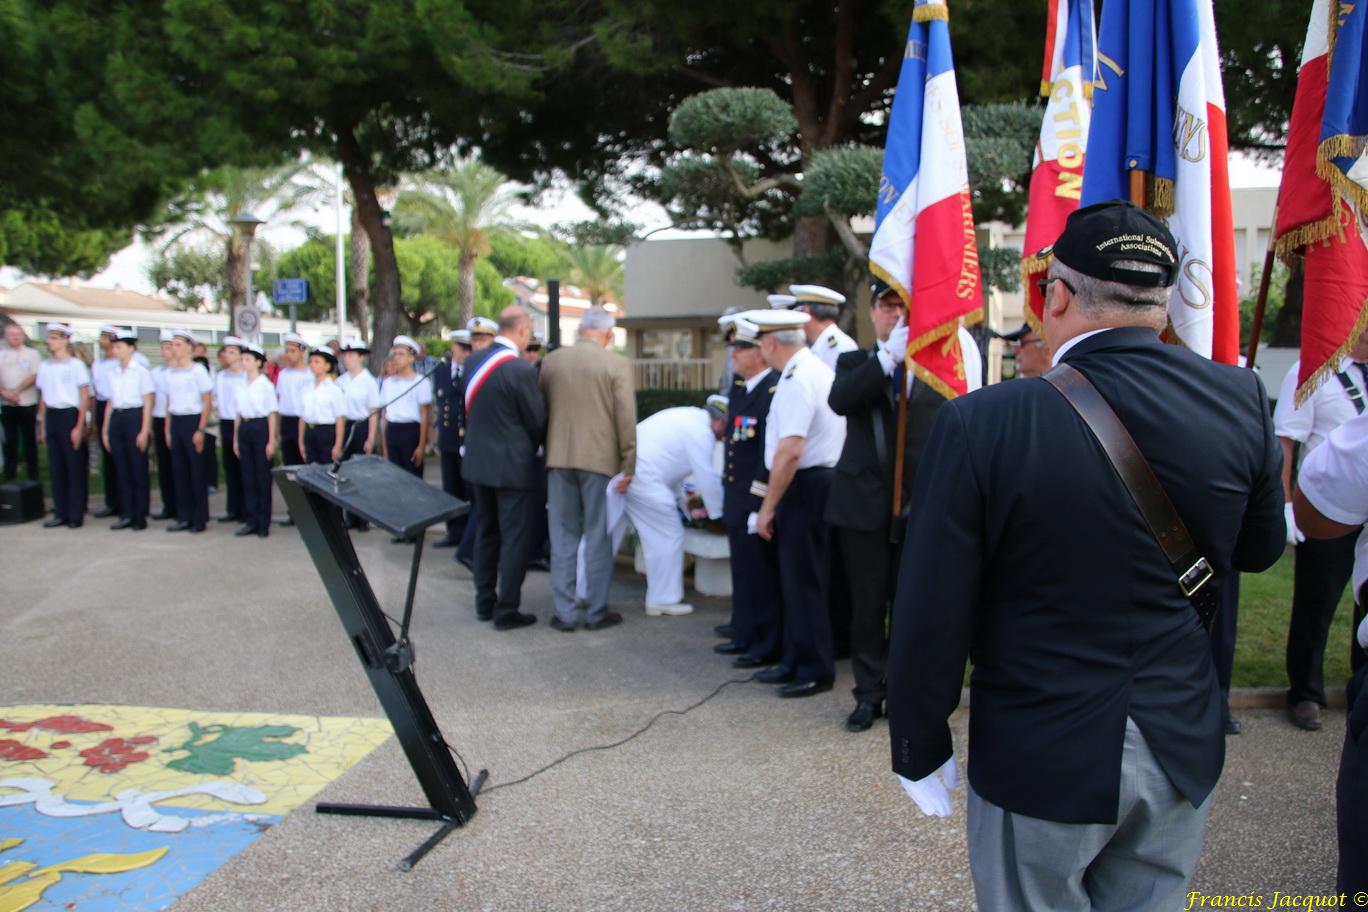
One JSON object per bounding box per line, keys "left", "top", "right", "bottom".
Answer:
{"left": 593, "top": 403, "right": 726, "bottom": 617}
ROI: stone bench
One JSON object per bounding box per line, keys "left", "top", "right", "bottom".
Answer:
{"left": 631, "top": 528, "right": 732, "bottom": 597}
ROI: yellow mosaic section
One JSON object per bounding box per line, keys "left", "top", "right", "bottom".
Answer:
{"left": 0, "top": 705, "right": 392, "bottom": 817}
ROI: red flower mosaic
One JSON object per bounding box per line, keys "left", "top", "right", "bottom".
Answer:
{"left": 0, "top": 739, "right": 48, "bottom": 761}
{"left": 79, "top": 737, "right": 155, "bottom": 773}
{"left": 0, "top": 715, "right": 113, "bottom": 734}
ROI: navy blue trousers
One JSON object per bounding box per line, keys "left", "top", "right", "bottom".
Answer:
{"left": 385, "top": 422, "right": 422, "bottom": 477}
{"left": 775, "top": 467, "right": 835, "bottom": 684}
{"left": 236, "top": 418, "right": 272, "bottom": 533}
{"left": 727, "top": 524, "right": 783, "bottom": 662}
{"left": 44, "top": 407, "right": 87, "bottom": 524}
{"left": 169, "top": 414, "right": 208, "bottom": 529}
{"left": 108, "top": 408, "right": 149, "bottom": 523}
{"left": 152, "top": 416, "right": 176, "bottom": 516}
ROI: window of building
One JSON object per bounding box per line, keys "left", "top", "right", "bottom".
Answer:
{"left": 638, "top": 329, "right": 693, "bottom": 360}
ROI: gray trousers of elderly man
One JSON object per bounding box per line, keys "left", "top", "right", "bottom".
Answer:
{"left": 548, "top": 468, "right": 613, "bottom": 625}
{"left": 967, "top": 717, "right": 1211, "bottom": 912}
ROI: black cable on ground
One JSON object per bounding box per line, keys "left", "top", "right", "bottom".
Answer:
{"left": 478, "top": 674, "right": 756, "bottom": 795}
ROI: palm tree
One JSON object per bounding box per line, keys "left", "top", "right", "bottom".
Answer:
{"left": 148, "top": 161, "right": 326, "bottom": 328}
{"left": 394, "top": 157, "right": 523, "bottom": 328}
{"left": 563, "top": 244, "right": 625, "bottom": 308}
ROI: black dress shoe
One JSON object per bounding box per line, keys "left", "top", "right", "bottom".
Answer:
{"left": 432, "top": 535, "right": 458, "bottom": 548}
{"left": 778, "top": 680, "right": 833, "bottom": 699}
{"left": 234, "top": 526, "right": 257, "bottom": 537}
{"left": 753, "top": 666, "right": 795, "bottom": 685}
{"left": 456, "top": 555, "right": 474, "bottom": 572}
{"left": 217, "top": 514, "right": 243, "bottom": 523}
{"left": 528, "top": 558, "right": 550, "bottom": 572}
{"left": 167, "top": 522, "right": 191, "bottom": 532}
{"left": 585, "top": 611, "right": 623, "bottom": 631}
{"left": 257, "top": 529, "right": 270, "bottom": 538}
{"left": 713, "top": 641, "right": 747, "bottom": 655}
{"left": 67, "top": 521, "right": 83, "bottom": 528}
{"left": 92, "top": 507, "right": 117, "bottom": 518}
{"left": 549, "top": 616, "right": 578, "bottom": 632}
{"left": 733, "top": 654, "right": 775, "bottom": 670}
{"left": 1224, "top": 714, "right": 1243, "bottom": 735}
{"left": 152, "top": 510, "right": 174, "bottom": 520}
{"left": 713, "top": 624, "right": 735, "bottom": 639}
{"left": 494, "top": 612, "right": 536, "bottom": 631}
{"left": 43, "top": 518, "right": 66, "bottom": 528}
{"left": 131, "top": 520, "right": 147, "bottom": 531}
{"left": 111, "top": 518, "right": 134, "bottom": 530}
{"left": 845, "top": 700, "right": 883, "bottom": 732}
{"left": 188, "top": 525, "right": 206, "bottom": 534}
{"left": 476, "top": 609, "right": 493, "bottom": 622}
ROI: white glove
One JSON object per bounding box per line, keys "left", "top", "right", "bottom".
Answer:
{"left": 1285, "top": 502, "right": 1305, "bottom": 546}
{"left": 459, "top": 445, "right": 466, "bottom": 458}
{"left": 898, "top": 754, "right": 959, "bottom": 818}
{"left": 877, "top": 318, "right": 909, "bottom": 375}
{"left": 746, "top": 512, "right": 759, "bottom": 535}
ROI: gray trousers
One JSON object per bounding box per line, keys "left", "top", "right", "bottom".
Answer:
{"left": 967, "top": 717, "right": 1211, "bottom": 912}
{"left": 548, "top": 468, "right": 612, "bottom": 624}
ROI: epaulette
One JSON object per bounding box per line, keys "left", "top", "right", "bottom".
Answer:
{"left": 767, "top": 385, "right": 778, "bottom": 393}
{"left": 827, "top": 335, "right": 837, "bottom": 348}
{"left": 734, "top": 379, "right": 744, "bottom": 387}
{"left": 784, "top": 365, "right": 797, "bottom": 380}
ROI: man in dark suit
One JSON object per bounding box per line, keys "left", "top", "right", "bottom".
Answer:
{"left": 887, "top": 201, "right": 1285, "bottom": 910}
{"left": 433, "top": 329, "right": 471, "bottom": 549}
{"left": 826, "top": 280, "right": 949, "bottom": 733}
{"left": 461, "top": 306, "right": 547, "bottom": 631}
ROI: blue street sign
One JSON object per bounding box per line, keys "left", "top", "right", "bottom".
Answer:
{"left": 272, "top": 278, "right": 310, "bottom": 304}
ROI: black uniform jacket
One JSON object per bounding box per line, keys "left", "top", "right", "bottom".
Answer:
{"left": 887, "top": 327, "right": 1285, "bottom": 824}
{"left": 459, "top": 344, "right": 546, "bottom": 491}
{"left": 722, "top": 370, "right": 778, "bottom": 528}
{"left": 434, "top": 361, "right": 465, "bottom": 454}
{"left": 825, "top": 348, "right": 948, "bottom": 531}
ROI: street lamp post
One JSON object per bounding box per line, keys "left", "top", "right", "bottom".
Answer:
{"left": 227, "top": 213, "right": 266, "bottom": 342}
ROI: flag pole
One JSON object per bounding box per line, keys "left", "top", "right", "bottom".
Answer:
{"left": 1245, "top": 205, "right": 1279, "bottom": 370}
{"left": 1129, "top": 169, "right": 1147, "bottom": 207}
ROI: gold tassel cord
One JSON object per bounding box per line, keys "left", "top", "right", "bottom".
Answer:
{"left": 913, "top": 4, "right": 949, "bottom": 23}
{"left": 1149, "top": 176, "right": 1175, "bottom": 218}
{"left": 1316, "top": 134, "right": 1368, "bottom": 216}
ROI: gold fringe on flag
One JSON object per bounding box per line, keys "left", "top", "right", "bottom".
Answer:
{"left": 1317, "top": 133, "right": 1368, "bottom": 215}
{"left": 1149, "top": 176, "right": 1175, "bottom": 217}
{"left": 1296, "top": 296, "right": 1368, "bottom": 406}
{"left": 913, "top": 4, "right": 949, "bottom": 23}
{"left": 869, "top": 258, "right": 982, "bottom": 400}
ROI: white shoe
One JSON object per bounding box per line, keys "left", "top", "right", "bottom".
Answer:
{"left": 645, "top": 603, "right": 694, "bottom": 617}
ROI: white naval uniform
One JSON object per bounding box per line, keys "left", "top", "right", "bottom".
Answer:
{"left": 1274, "top": 357, "right": 1365, "bottom": 460}
{"left": 274, "top": 367, "right": 313, "bottom": 418}
{"left": 215, "top": 369, "right": 247, "bottom": 421}
{"left": 336, "top": 369, "right": 381, "bottom": 421}
{"left": 765, "top": 347, "right": 845, "bottom": 470}
{"left": 810, "top": 323, "right": 859, "bottom": 371}
{"left": 590, "top": 407, "right": 724, "bottom": 608}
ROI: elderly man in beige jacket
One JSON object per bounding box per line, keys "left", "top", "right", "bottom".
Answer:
{"left": 539, "top": 307, "right": 637, "bottom": 631}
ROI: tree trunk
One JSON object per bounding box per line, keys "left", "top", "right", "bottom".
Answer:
{"left": 336, "top": 125, "right": 400, "bottom": 360}
{"left": 458, "top": 250, "right": 476, "bottom": 328}
{"left": 348, "top": 206, "right": 372, "bottom": 343}
{"left": 225, "top": 234, "right": 248, "bottom": 332}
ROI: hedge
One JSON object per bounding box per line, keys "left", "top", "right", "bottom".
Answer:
{"left": 636, "top": 388, "right": 717, "bottom": 419}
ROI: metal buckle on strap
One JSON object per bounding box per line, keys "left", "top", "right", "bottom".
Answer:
{"left": 1178, "top": 557, "right": 1213, "bottom": 597}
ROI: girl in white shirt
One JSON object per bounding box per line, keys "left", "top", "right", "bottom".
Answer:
{"left": 35, "top": 323, "right": 90, "bottom": 527}
{"left": 337, "top": 341, "right": 380, "bottom": 459}
{"left": 299, "top": 348, "right": 346, "bottom": 465}
{"left": 234, "top": 344, "right": 279, "bottom": 537}
{"left": 379, "top": 336, "right": 432, "bottom": 477}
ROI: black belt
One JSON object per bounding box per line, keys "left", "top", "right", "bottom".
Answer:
{"left": 305, "top": 422, "right": 335, "bottom": 430}
{"left": 238, "top": 416, "right": 266, "bottom": 423}
{"left": 113, "top": 406, "right": 142, "bottom": 413}
{"left": 387, "top": 420, "right": 419, "bottom": 426}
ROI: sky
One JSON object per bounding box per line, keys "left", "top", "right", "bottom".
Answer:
{"left": 0, "top": 153, "right": 1282, "bottom": 297}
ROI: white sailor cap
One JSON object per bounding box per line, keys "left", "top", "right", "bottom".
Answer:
{"left": 705, "top": 394, "right": 729, "bottom": 419}
{"left": 767, "top": 294, "right": 797, "bottom": 309}
{"left": 170, "top": 327, "right": 197, "bottom": 343}
{"left": 340, "top": 337, "right": 370, "bottom": 353}
{"left": 45, "top": 322, "right": 75, "bottom": 337}
{"left": 309, "top": 346, "right": 338, "bottom": 365}
{"left": 283, "top": 332, "right": 309, "bottom": 349}
{"left": 113, "top": 327, "right": 138, "bottom": 343}
{"left": 98, "top": 323, "right": 121, "bottom": 337}
{"left": 736, "top": 309, "right": 811, "bottom": 333}
{"left": 392, "top": 334, "right": 423, "bottom": 355}
{"left": 467, "top": 316, "right": 498, "bottom": 336}
{"left": 527, "top": 333, "right": 545, "bottom": 349}
{"left": 731, "top": 316, "right": 762, "bottom": 345}
{"left": 244, "top": 341, "right": 266, "bottom": 359}
{"left": 221, "top": 335, "right": 246, "bottom": 350}
{"left": 159, "top": 328, "right": 177, "bottom": 343}
{"left": 448, "top": 329, "right": 472, "bottom": 346}
{"left": 789, "top": 284, "right": 846, "bottom": 307}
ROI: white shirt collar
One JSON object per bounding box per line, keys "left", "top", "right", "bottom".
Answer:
{"left": 493, "top": 335, "right": 520, "bottom": 353}
{"left": 1051, "top": 328, "right": 1116, "bottom": 366}
{"left": 743, "top": 370, "right": 768, "bottom": 393}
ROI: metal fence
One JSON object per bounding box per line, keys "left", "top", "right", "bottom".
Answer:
{"left": 632, "top": 358, "right": 714, "bottom": 390}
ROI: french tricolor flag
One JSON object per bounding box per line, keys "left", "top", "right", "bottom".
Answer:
{"left": 869, "top": 0, "right": 982, "bottom": 400}
{"left": 1022, "top": 0, "right": 1097, "bottom": 330}
{"left": 1080, "top": 0, "right": 1239, "bottom": 364}
{"left": 1275, "top": 0, "right": 1368, "bottom": 403}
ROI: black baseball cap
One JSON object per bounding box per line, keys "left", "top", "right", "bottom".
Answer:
{"left": 1044, "top": 199, "right": 1178, "bottom": 288}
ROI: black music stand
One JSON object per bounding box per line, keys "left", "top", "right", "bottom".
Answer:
{"left": 274, "top": 456, "right": 481, "bottom": 870}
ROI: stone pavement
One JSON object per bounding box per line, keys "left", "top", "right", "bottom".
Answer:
{"left": 0, "top": 497, "right": 1345, "bottom": 910}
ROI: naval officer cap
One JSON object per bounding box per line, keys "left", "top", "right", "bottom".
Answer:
{"left": 46, "top": 322, "right": 76, "bottom": 337}
{"left": 767, "top": 294, "right": 797, "bottom": 309}
{"left": 705, "top": 393, "right": 729, "bottom": 419}
{"left": 1044, "top": 199, "right": 1179, "bottom": 288}
{"left": 467, "top": 316, "right": 498, "bottom": 336}
{"left": 244, "top": 341, "right": 266, "bottom": 360}
{"left": 736, "top": 309, "right": 811, "bottom": 334}
{"left": 730, "top": 316, "right": 762, "bottom": 346}
{"left": 283, "top": 332, "right": 309, "bottom": 349}
{"left": 392, "top": 334, "right": 423, "bottom": 355}
{"left": 170, "top": 327, "right": 197, "bottom": 343}
{"left": 448, "top": 329, "right": 472, "bottom": 347}
{"left": 789, "top": 284, "right": 846, "bottom": 307}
